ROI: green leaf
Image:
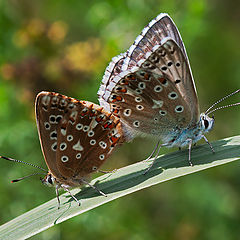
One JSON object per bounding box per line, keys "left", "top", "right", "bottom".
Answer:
{"left": 0, "top": 135, "right": 239, "bottom": 240}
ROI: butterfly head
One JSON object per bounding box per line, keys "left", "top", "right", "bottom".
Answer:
{"left": 41, "top": 173, "right": 56, "bottom": 187}
{"left": 199, "top": 113, "right": 214, "bottom": 133}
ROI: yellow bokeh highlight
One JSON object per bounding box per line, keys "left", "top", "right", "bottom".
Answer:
{"left": 26, "top": 18, "right": 45, "bottom": 37}
{"left": 13, "top": 29, "right": 30, "bottom": 48}
{"left": 64, "top": 39, "right": 103, "bottom": 72}
{"left": 44, "top": 58, "right": 62, "bottom": 80}
{"left": 47, "top": 21, "right": 68, "bottom": 43}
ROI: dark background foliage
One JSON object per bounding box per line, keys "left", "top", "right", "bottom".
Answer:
{"left": 0, "top": 0, "right": 239, "bottom": 239}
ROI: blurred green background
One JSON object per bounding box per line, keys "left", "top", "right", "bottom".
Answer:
{"left": 0, "top": 0, "right": 240, "bottom": 239}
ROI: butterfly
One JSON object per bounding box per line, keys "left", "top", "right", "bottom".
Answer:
{"left": 1, "top": 91, "right": 124, "bottom": 208}
{"left": 98, "top": 13, "right": 240, "bottom": 172}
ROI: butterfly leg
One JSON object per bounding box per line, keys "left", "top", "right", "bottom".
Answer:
{"left": 55, "top": 186, "right": 61, "bottom": 209}
{"left": 188, "top": 139, "right": 193, "bottom": 167}
{"left": 143, "top": 142, "right": 163, "bottom": 175}
{"left": 143, "top": 140, "right": 161, "bottom": 163}
{"left": 81, "top": 179, "right": 107, "bottom": 197}
{"left": 62, "top": 187, "right": 81, "bottom": 206}
{"left": 202, "top": 135, "right": 215, "bottom": 153}
{"left": 98, "top": 169, "right": 117, "bottom": 174}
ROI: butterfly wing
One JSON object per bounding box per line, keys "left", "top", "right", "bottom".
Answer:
{"left": 98, "top": 14, "right": 199, "bottom": 140}
{"left": 55, "top": 98, "right": 123, "bottom": 180}
{"left": 98, "top": 53, "right": 126, "bottom": 112}
{"left": 36, "top": 91, "right": 64, "bottom": 179}
{"left": 36, "top": 92, "right": 123, "bottom": 185}
{"left": 122, "top": 13, "right": 189, "bottom": 70}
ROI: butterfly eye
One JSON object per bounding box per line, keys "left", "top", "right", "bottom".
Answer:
{"left": 47, "top": 175, "right": 53, "bottom": 185}
{"left": 204, "top": 119, "right": 209, "bottom": 129}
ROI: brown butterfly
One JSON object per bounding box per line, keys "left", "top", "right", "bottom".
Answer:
{"left": 1, "top": 91, "right": 125, "bottom": 208}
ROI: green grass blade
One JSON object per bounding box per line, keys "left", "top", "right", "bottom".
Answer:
{"left": 0, "top": 135, "right": 239, "bottom": 240}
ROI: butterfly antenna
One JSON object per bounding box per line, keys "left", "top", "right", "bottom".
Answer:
{"left": 206, "top": 102, "right": 240, "bottom": 116}
{"left": 0, "top": 156, "right": 47, "bottom": 172}
{"left": 205, "top": 89, "right": 240, "bottom": 115}
{"left": 11, "top": 173, "right": 45, "bottom": 183}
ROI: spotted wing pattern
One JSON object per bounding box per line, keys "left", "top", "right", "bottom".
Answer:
{"left": 122, "top": 13, "right": 189, "bottom": 70}
{"left": 36, "top": 91, "right": 123, "bottom": 187}
{"left": 98, "top": 14, "right": 199, "bottom": 140}
{"left": 98, "top": 53, "right": 126, "bottom": 112}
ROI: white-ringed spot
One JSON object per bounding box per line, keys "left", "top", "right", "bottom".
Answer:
{"left": 68, "top": 103, "right": 75, "bottom": 109}
{"left": 111, "top": 128, "right": 118, "bottom": 135}
{"left": 60, "top": 142, "right": 67, "bottom": 151}
{"left": 90, "top": 139, "right": 96, "bottom": 145}
{"left": 142, "top": 61, "right": 155, "bottom": 69}
{"left": 175, "top": 105, "right": 184, "bottom": 113}
{"left": 160, "top": 78, "right": 168, "bottom": 86}
{"left": 159, "top": 110, "right": 167, "bottom": 116}
{"left": 44, "top": 122, "right": 51, "bottom": 130}
{"left": 55, "top": 115, "right": 63, "bottom": 123}
{"left": 51, "top": 96, "right": 58, "bottom": 105}
{"left": 175, "top": 79, "right": 181, "bottom": 84}
{"left": 92, "top": 166, "right": 98, "bottom": 171}
{"left": 67, "top": 135, "right": 73, "bottom": 142}
{"left": 161, "top": 65, "right": 168, "bottom": 71}
{"left": 115, "top": 86, "right": 123, "bottom": 92}
{"left": 136, "top": 105, "right": 144, "bottom": 111}
{"left": 61, "top": 156, "right": 69, "bottom": 162}
{"left": 133, "top": 120, "right": 140, "bottom": 127}
{"left": 76, "top": 123, "right": 83, "bottom": 130}
{"left": 154, "top": 117, "right": 158, "bottom": 122}
{"left": 76, "top": 153, "right": 81, "bottom": 159}
{"left": 88, "top": 130, "right": 95, "bottom": 137}
{"left": 168, "top": 92, "right": 178, "bottom": 100}
{"left": 99, "top": 141, "right": 107, "bottom": 149}
{"left": 176, "top": 62, "right": 181, "bottom": 67}
{"left": 99, "top": 154, "right": 105, "bottom": 160}
{"left": 135, "top": 89, "right": 142, "bottom": 94}
{"left": 135, "top": 97, "right": 142, "bottom": 103}
{"left": 49, "top": 115, "right": 56, "bottom": 124}
{"left": 83, "top": 126, "right": 90, "bottom": 132}
{"left": 81, "top": 107, "right": 88, "bottom": 114}
{"left": 51, "top": 142, "right": 57, "bottom": 151}
{"left": 154, "top": 85, "right": 162, "bottom": 92}
{"left": 50, "top": 130, "right": 57, "bottom": 140}
{"left": 138, "top": 82, "right": 146, "bottom": 89}
{"left": 123, "top": 109, "right": 131, "bottom": 117}
{"left": 120, "top": 79, "right": 127, "bottom": 84}
{"left": 60, "top": 99, "right": 67, "bottom": 107}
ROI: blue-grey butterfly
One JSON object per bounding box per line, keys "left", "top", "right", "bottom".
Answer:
{"left": 98, "top": 13, "right": 240, "bottom": 172}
